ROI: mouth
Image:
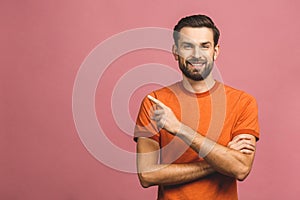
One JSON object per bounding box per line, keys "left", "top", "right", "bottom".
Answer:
{"left": 186, "top": 61, "right": 206, "bottom": 69}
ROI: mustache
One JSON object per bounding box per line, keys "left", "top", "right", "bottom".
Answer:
{"left": 185, "top": 58, "right": 207, "bottom": 65}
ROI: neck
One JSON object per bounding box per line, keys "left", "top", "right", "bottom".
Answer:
{"left": 182, "top": 73, "right": 216, "bottom": 93}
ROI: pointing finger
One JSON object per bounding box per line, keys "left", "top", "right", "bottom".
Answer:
{"left": 147, "top": 95, "right": 166, "bottom": 108}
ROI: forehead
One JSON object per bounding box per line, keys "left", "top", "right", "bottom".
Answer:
{"left": 178, "top": 27, "right": 214, "bottom": 44}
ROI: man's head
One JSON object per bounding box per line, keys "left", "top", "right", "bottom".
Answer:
{"left": 172, "top": 15, "right": 220, "bottom": 81}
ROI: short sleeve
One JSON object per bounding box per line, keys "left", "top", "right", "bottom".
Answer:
{"left": 232, "top": 93, "right": 260, "bottom": 141}
{"left": 134, "top": 93, "right": 160, "bottom": 143}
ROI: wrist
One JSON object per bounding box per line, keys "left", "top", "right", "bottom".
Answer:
{"left": 176, "top": 123, "right": 192, "bottom": 139}
{"left": 174, "top": 122, "right": 183, "bottom": 135}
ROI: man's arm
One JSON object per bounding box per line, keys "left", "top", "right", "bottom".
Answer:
{"left": 137, "top": 137, "right": 215, "bottom": 188}
{"left": 148, "top": 95, "right": 257, "bottom": 181}
{"left": 178, "top": 125, "right": 256, "bottom": 181}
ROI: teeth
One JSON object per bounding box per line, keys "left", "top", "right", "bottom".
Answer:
{"left": 186, "top": 61, "right": 206, "bottom": 67}
{"left": 188, "top": 61, "right": 205, "bottom": 64}
{"left": 191, "top": 63, "right": 204, "bottom": 66}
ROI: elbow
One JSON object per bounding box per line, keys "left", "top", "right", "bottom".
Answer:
{"left": 138, "top": 172, "right": 155, "bottom": 188}
{"left": 235, "top": 166, "right": 251, "bottom": 181}
{"left": 236, "top": 173, "right": 248, "bottom": 182}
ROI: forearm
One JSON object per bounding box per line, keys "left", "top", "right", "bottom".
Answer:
{"left": 177, "top": 124, "right": 254, "bottom": 181}
{"left": 138, "top": 161, "right": 215, "bottom": 188}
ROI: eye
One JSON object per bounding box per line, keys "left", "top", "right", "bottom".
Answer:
{"left": 182, "top": 43, "right": 193, "bottom": 49}
{"left": 202, "top": 45, "right": 210, "bottom": 49}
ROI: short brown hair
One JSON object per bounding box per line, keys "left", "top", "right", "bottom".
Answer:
{"left": 173, "top": 14, "right": 220, "bottom": 47}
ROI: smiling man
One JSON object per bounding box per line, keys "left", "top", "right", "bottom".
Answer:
{"left": 134, "top": 14, "right": 260, "bottom": 200}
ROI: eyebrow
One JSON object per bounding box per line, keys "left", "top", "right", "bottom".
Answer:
{"left": 200, "top": 42, "right": 212, "bottom": 46}
{"left": 181, "top": 41, "right": 193, "bottom": 45}
{"left": 180, "top": 41, "right": 212, "bottom": 46}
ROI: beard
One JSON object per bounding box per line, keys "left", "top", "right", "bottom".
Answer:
{"left": 178, "top": 55, "right": 214, "bottom": 81}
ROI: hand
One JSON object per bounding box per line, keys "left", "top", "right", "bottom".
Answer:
{"left": 227, "top": 134, "right": 256, "bottom": 154}
{"left": 147, "top": 95, "right": 181, "bottom": 134}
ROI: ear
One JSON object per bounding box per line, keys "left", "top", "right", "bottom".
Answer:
{"left": 213, "top": 44, "right": 220, "bottom": 61}
{"left": 172, "top": 45, "right": 179, "bottom": 61}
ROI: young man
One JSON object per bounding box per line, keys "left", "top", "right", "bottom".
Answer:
{"left": 134, "top": 14, "right": 259, "bottom": 200}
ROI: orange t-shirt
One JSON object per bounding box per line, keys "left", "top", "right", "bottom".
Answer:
{"left": 134, "top": 81, "right": 260, "bottom": 200}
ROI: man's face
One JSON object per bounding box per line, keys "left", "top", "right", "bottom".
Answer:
{"left": 173, "top": 27, "right": 219, "bottom": 81}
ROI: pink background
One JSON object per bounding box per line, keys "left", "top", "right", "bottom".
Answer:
{"left": 1, "top": 0, "right": 300, "bottom": 199}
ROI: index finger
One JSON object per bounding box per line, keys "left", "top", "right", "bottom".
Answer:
{"left": 147, "top": 95, "right": 166, "bottom": 107}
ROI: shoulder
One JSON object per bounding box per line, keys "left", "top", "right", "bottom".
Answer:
{"left": 222, "top": 83, "right": 257, "bottom": 103}
{"left": 220, "top": 83, "right": 258, "bottom": 114}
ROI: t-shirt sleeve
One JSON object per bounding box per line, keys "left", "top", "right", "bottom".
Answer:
{"left": 134, "top": 93, "right": 160, "bottom": 143}
{"left": 232, "top": 93, "right": 260, "bottom": 141}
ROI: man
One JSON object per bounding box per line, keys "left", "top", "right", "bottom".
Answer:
{"left": 134, "top": 14, "right": 259, "bottom": 200}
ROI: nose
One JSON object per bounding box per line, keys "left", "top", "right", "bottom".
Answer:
{"left": 193, "top": 46, "right": 203, "bottom": 58}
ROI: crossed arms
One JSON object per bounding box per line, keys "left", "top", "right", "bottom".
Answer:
{"left": 137, "top": 95, "right": 257, "bottom": 188}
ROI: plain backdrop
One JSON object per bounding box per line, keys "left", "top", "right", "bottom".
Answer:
{"left": 1, "top": 0, "right": 300, "bottom": 199}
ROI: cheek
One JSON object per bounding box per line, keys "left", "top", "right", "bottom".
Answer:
{"left": 178, "top": 52, "right": 191, "bottom": 64}
{"left": 209, "top": 50, "right": 215, "bottom": 60}
{"left": 201, "top": 50, "right": 213, "bottom": 59}
{"left": 179, "top": 56, "right": 187, "bottom": 65}
{"left": 178, "top": 50, "right": 192, "bottom": 59}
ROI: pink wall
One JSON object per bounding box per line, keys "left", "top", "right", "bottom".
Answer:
{"left": 1, "top": 0, "right": 299, "bottom": 199}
